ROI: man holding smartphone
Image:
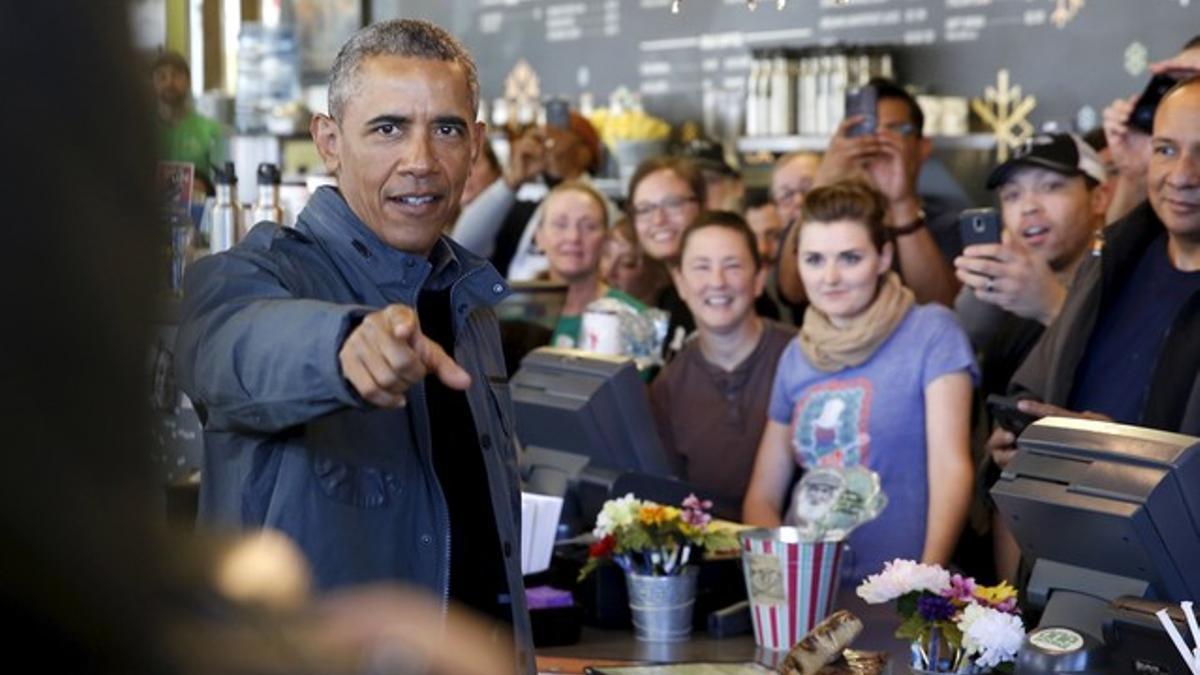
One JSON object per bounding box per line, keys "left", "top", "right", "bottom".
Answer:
{"left": 954, "top": 133, "right": 1110, "bottom": 345}
{"left": 777, "top": 78, "right": 962, "bottom": 308}
{"left": 988, "top": 81, "right": 1200, "bottom": 582}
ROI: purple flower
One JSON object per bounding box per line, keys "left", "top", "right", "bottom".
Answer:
{"left": 941, "top": 573, "right": 977, "bottom": 604}
{"left": 917, "top": 594, "right": 957, "bottom": 622}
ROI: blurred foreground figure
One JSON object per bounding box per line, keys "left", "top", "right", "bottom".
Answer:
{"left": 0, "top": 3, "right": 515, "bottom": 674}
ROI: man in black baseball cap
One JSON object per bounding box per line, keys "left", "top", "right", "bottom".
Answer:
{"left": 955, "top": 131, "right": 1111, "bottom": 396}
{"left": 953, "top": 131, "right": 1113, "bottom": 581}
{"left": 957, "top": 133, "right": 1109, "bottom": 325}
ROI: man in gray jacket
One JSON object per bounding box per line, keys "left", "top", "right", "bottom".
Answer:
{"left": 175, "top": 19, "right": 534, "bottom": 673}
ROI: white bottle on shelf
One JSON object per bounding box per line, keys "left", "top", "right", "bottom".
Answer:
{"left": 829, "top": 53, "right": 848, "bottom": 133}
{"left": 745, "top": 57, "right": 761, "bottom": 137}
{"left": 799, "top": 55, "right": 817, "bottom": 136}
{"left": 815, "top": 54, "right": 832, "bottom": 136}
{"left": 769, "top": 51, "right": 793, "bottom": 136}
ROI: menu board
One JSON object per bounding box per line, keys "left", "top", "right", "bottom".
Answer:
{"left": 372, "top": 0, "right": 1197, "bottom": 131}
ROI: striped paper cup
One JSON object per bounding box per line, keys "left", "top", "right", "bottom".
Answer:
{"left": 739, "top": 527, "right": 843, "bottom": 651}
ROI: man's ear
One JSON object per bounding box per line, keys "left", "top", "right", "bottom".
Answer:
{"left": 471, "top": 120, "right": 486, "bottom": 166}
{"left": 311, "top": 113, "right": 342, "bottom": 175}
{"left": 753, "top": 264, "right": 768, "bottom": 299}
{"left": 1090, "top": 181, "right": 1115, "bottom": 222}
{"left": 918, "top": 135, "right": 933, "bottom": 163}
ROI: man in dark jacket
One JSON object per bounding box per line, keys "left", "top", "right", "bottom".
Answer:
{"left": 174, "top": 19, "right": 535, "bottom": 674}
{"left": 992, "top": 77, "right": 1200, "bottom": 461}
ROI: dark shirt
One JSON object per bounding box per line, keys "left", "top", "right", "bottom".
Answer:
{"left": 1069, "top": 233, "right": 1200, "bottom": 423}
{"left": 649, "top": 320, "right": 796, "bottom": 512}
{"left": 656, "top": 284, "right": 694, "bottom": 359}
{"left": 420, "top": 286, "right": 512, "bottom": 624}
{"left": 490, "top": 200, "right": 539, "bottom": 278}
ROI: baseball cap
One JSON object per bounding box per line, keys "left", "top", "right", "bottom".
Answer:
{"left": 681, "top": 138, "right": 739, "bottom": 177}
{"left": 985, "top": 132, "right": 1107, "bottom": 190}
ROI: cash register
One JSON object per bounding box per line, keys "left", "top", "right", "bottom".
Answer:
{"left": 992, "top": 417, "right": 1200, "bottom": 674}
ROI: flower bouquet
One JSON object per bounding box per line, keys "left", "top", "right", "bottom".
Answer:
{"left": 856, "top": 560, "right": 1025, "bottom": 672}
{"left": 579, "top": 493, "right": 738, "bottom": 580}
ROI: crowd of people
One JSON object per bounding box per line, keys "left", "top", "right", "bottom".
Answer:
{"left": 28, "top": 9, "right": 1194, "bottom": 673}
{"left": 442, "top": 33, "right": 1200, "bottom": 595}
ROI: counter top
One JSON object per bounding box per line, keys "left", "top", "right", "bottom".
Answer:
{"left": 536, "top": 589, "right": 910, "bottom": 674}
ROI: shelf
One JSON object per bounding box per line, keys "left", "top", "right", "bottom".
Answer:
{"left": 736, "top": 133, "right": 996, "bottom": 154}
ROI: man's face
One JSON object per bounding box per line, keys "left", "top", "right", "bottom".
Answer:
{"left": 771, "top": 154, "right": 820, "bottom": 227}
{"left": 675, "top": 225, "right": 764, "bottom": 336}
{"left": 746, "top": 202, "right": 784, "bottom": 266}
{"left": 544, "top": 126, "right": 589, "bottom": 180}
{"left": 152, "top": 65, "right": 189, "bottom": 107}
{"left": 313, "top": 56, "right": 482, "bottom": 255}
{"left": 997, "top": 167, "right": 1105, "bottom": 271}
{"left": 1149, "top": 84, "right": 1200, "bottom": 242}
{"left": 875, "top": 97, "right": 927, "bottom": 169}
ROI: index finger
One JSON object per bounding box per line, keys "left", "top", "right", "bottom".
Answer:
{"left": 381, "top": 304, "right": 419, "bottom": 342}
{"left": 962, "top": 243, "right": 1005, "bottom": 259}
{"left": 831, "top": 115, "right": 869, "bottom": 140}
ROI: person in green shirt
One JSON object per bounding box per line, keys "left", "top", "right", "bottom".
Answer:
{"left": 535, "top": 181, "right": 645, "bottom": 348}
{"left": 153, "top": 50, "right": 223, "bottom": 194}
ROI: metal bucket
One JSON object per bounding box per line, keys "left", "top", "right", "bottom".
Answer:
{"left": 624, "top": 566, "right": 698, "bottom": 642}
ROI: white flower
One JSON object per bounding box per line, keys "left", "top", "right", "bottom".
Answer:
{"left": 594, "top": 493, "right": 642, "bottom": 537}
{"left": 957, "top": 603, "right": 1026, "bottom": 668}
{"left": 856, "top": 559, "right": 952, "bottom": 604}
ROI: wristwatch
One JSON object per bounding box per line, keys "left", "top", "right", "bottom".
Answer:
{"left": 892, "top": 211, "right": 927, "bottom": 236}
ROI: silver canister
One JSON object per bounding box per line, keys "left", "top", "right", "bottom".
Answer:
{"left": 209, "top": 161, "right": 241, "bottom": 254}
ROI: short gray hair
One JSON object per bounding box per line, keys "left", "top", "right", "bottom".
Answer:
{"left": 327, "top": 19, "right": 479, "bottom": 121}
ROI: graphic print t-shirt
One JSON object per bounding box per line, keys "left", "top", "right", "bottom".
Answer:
{"left": 768, "top": 304, "right": 978, "bottom": 584}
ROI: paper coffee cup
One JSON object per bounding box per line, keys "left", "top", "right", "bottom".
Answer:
{"left": 581, "top": 309, "right": 622, "bottom": 355}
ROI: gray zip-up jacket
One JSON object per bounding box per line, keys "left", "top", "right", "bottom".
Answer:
{"left": 175, "top": 186, "right": 535, "bottom": 673}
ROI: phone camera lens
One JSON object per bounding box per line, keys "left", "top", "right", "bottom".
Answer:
{"left": 973, "top": 217, "right": 986, "bottom": 233}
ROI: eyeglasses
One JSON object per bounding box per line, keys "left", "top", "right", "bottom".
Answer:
{"left": 882, "top": 121, "right": 917, "bottom": 137}
{"left": 632, "top": 195, "right": 698, "bottom": 220}
{"left": 773, "top": 181, "right": 813, "bottom": 205}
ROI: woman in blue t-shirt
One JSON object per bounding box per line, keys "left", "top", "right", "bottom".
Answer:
{"left": 742, "top": 180, "right": 978, "bottom": 584}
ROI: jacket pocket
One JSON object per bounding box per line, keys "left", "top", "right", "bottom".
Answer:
{"left": 311, "top": 456, "right": 402, "bottom": 509}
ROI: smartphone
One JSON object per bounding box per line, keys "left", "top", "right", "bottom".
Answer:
{"left": 959, "top": 208, "right": 1002, "bottom": 248}
{"left": 986, "top": 395, "right": 1039, "bottom": 436}
{"left": 545, "top": 98, "right": 571, "bottom": 130}
{"left": 844, "top": 85, "right": 878, "bottom": 137}
{"left": 1127, "top": 74, "right": 1178, "bottom": 135}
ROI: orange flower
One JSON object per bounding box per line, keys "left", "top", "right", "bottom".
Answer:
{"left": 638, "top": 504, "right": 676, "bottom": 526}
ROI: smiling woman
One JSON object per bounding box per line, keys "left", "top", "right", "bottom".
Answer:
{"left": 538, "top": 182, "right": 646, "bottom": 349}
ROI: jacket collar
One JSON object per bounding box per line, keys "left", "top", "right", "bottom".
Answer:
{"left": 1102, "top": 200, "right": 1166, "bottom": 292}
{"left": 296, "top": 186, "right": 510, "bottom": 307}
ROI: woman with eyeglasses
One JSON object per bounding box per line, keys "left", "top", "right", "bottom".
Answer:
{"left": 742, "top": 180, "right": 976, "bottom": 585}
{"left": 626, "top": 157, "right": 707, "bottom": 355}
{"left": 536, "top": 182, "right": 645, "bottom": 349}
